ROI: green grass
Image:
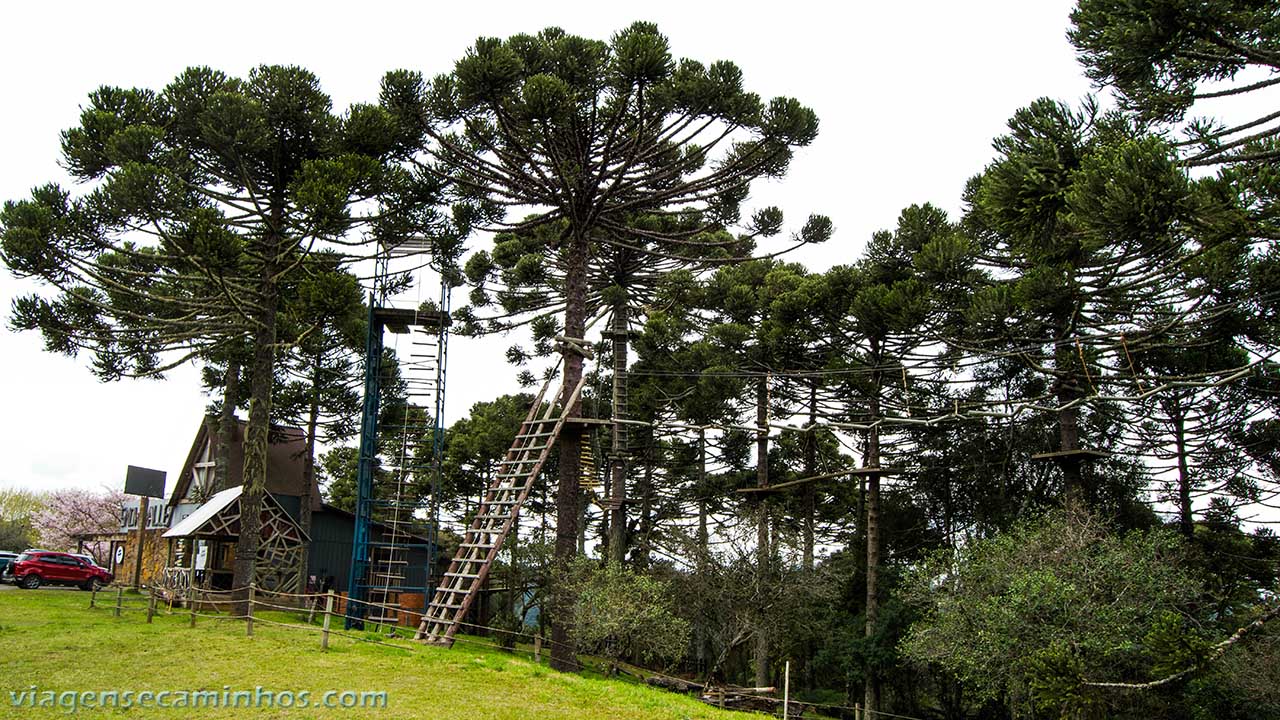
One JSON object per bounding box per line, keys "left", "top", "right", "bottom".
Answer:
{"left": 0, "top": 588, "right": 746, "bottom": 719}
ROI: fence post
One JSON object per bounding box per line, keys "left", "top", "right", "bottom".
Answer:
{"left": 146, "top": 590, "right": 157, "bottom": 624}
{"left": 783, "top": 660, "right": 790, "bottom": 720}
{"left": 246, "top": 582, "right": 256, "bottom": 637}
{"left": 188, "top": 573, "right": 197, "bottom": 628}
{"left": 114, "top": 587, "right": 123, "bottom": 618}
{"left": 89, "top": 583, "right": 98, "bottom": 609}
{"left": 855, "top": 703, "right": 861, "bottom": 720}
{"left": 321, "top": 590, "right": 335, "bottom": 650}
{"left": 533, "top": 634, "right": 542, "bottom": 663}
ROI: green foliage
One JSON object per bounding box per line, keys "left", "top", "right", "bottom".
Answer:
{"left": 562, "top": 559, "right": 690, "bottom": 671}
{"left": 901, "top": 508, "right": 1201, "bottom": 713}
{"left": 0, "top": 488, "right": 43, "bottom": 523}
{"left": 390, "top": 23, "right": 827, "bottom": 343}
{"left": 1, "top": 63, "right": 451, "bottom": 380}
{"left": 1070, "top": 0, "right": 1280, "bottom": 124}
{"left": 443, "top": 394, "right": 533, "bottom": 509}
{"left": 0, "top": 517, "right": 35, "bottom": 552}
{"left": 318, "top": 446, "right": 359, "bottom": 512}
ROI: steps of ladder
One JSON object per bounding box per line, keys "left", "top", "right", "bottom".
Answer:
{"left": 415, "top": 371, "right": 585, "bottom": 648}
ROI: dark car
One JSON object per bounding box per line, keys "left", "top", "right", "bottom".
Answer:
{"left": 0, "top": 551, "right": 17, "bottom": 582}
{"left": 9, "top": 551, "right": 113, "bottom": 591}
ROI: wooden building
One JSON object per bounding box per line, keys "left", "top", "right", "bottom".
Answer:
{"left": 109, "top": 416, "right": 434, "bottom": 621}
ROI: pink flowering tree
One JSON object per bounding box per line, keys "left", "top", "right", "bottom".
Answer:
{"left": 32, "top": 488, "right": 125, "bottom": 565}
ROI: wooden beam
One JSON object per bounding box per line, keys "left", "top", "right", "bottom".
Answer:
{"left": 846, "top": 466, "right": 904, "bottom": 476}
{"left": 563, "top": 416, "right": 613, "bottom": 427}
{"left": 1030, "top": 449, "right": 1112, "bottom": 461}
{"left": 735, "top": 467, "right": 904, "bottom": 495}
{"left": 737, "top": 486, "right": 784, "bottom": 496}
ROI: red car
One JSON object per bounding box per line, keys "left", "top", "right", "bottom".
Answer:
{"left": 10, "top": 551, "right": 113, "bottom": 591}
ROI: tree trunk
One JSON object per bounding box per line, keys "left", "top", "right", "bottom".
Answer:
{"left": 1055, "top": 322, "right": 1085, "bottom": 503}
{"left": 697, "top": 428, "right": 709, "bottom": 558}
{"left": 297, "top": 351, "right": 321, "bottom": 592}
{"left": 638, "top": 442, "right": 655, "bottom": 567}
{"left": 1173, "top": 409, "right": 1194, "bottom": 538}
{"left": 509, "top": 522, "right": 519, "bottom": 615}
{"left": 550, "top": 228, "right": 588, "bottom": 672}
{"left": 803, "top": 382, "right": 817, "bottom": 573}
{"left": 696, "top": 427, "right": 709, "bottom": 673}
{"left": 801, "top": 382, "right": 818, "bottom": 690}
{"left": 754, "top": 375, "right": 771, "bottom": 689}
{"left": 231, "top": 272, "right": 279, "bottom": 614}
{"left": 607, "top": 302, "right": 629, "bottom": 565}
{"left": 865, "top": 373, "right": 883, "bottom": 717}
{"left": 215, "top": 359, "right": 241, "bottom": 496}
{"left": 579, "top": 493, "right": 588, "bottom": 555}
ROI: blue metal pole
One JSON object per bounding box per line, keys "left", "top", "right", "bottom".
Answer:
{"left": 346, "top": 296, "right": 384, "bottom": 629}
{"left": 426, "top": 276, "right": 450, "bottom": 600}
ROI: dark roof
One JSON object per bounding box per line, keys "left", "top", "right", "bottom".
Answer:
{"left": 168, "top": 416, "right": 320, "bottom": 510}
{"left": 317, "top": 503, "right": 432, "bottom": 545}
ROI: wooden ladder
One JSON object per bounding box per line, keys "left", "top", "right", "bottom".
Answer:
{"left": 415, "top": 371, "right": 586, "bottom": 646}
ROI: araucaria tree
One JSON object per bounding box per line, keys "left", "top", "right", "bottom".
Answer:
{"left": 385, "top": 23, "right": 826, "bottom": 669}
{"left": 1, "top": 65, "right": 438, "bottom": 601}
{"left": 965, "top": 99, "right": 1191, "bottom": 506}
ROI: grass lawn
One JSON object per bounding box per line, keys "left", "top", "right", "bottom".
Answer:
{"left": 0, "top": 587, "right": 748, "bottom": 719}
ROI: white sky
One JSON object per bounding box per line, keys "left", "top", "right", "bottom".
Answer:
{"left": 0, "top": 0, "right": 1098, "bottom": 494}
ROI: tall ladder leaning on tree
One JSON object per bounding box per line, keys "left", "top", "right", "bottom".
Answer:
{"left": 415, "top": 337, "right": 592, "bottom": 646}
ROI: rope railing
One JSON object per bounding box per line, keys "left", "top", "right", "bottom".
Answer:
{"left": 84, "top": 582, "right": 932, "bottom": 719}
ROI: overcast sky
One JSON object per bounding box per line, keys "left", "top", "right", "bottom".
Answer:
{"left": 0, "top": 0, "right": 1099, "bottom": 495}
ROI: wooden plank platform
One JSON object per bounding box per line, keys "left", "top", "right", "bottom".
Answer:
{"left": 374, "top": 307, "right": 449, "bottom": 334}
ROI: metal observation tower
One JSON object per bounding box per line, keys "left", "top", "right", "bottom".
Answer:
{"left": 345, "top": 238, "right": 450, "bottom": 630}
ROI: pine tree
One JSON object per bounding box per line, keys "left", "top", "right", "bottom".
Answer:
{"left": 383, "top": 23, "right": 827, "bottom": 670}
{"left": 821, "top": 203, "right": 977, "bottom": 714}
{"left": 964, "top": 99, "right": 1191, "bottom": 505}
{"left": 1, "top": 65, "right": 445, "bottom": 603}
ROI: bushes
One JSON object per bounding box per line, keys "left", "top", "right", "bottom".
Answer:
{"left": 900, "top": 507, "right": 1201, "bottom": 715}
{"left": 561, "top": 559, "right": 690, "bottom": 674}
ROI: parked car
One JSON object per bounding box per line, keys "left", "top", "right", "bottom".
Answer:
{"left": 9, "top": 551, "right": 113, "bottom": 591}
{"left": 69, "top": 552, "right": 106, "bottom": 569}
{"left": 0, "top": 551, "right": 17, "bottom": 582}
{"left": 3, "top": 548, "right": 47, "bottom": 584}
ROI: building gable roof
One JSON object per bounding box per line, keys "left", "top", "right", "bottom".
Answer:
{"left": 163, "top": 485, "right": 310, "bottom": 542}
{"left": 168, "top": 416, "right": 320, "bottom": 511}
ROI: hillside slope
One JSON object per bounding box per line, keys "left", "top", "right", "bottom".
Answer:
{"left": 0, "top": 588, "right": 742, "bottom": 719}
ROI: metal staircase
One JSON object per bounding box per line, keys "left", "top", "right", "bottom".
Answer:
{"left": 415, "top": 371, "right": 587, "bottom": 646}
